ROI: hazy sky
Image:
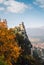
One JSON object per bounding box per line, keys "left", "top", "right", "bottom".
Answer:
{"left": 0, "top": 0, "right": 44, "bottom": 28}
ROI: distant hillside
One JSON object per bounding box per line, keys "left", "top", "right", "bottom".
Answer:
{"left": 26, "top": 27, "right": 44, "bottom": 37}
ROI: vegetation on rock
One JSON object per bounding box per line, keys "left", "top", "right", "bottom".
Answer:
{"left": 0, "top": 25, "right": 42, "bottom": 65}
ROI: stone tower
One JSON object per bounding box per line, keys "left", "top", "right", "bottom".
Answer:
{"left": 0, "top": 19, "right": 7, "bottom": 28}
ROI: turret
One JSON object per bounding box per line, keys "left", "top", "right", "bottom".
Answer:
{"left": 0, "top": 19, "right": 8, "bottom": 28}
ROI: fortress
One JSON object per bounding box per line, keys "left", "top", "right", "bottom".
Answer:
{"left": 0, "top": 19, "right": 7, "bottom": 28}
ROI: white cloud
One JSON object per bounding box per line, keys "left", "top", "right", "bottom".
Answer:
{"left": 4, "top": 0, "right": 28, "bottom": 13}
{"left": 0, "top": 0, "right": 33, "bottom": 13}
{"left": 0, "top": 7, "right": 5, "bottom": 11}
{"left": 33, "top": 0, "right": 44, "bottom": 8}
{"left": 0, "top": 0, "right": 6, "bottom": 3}
{"left": 0, "top": 0, "right": 3, "bottom": 3}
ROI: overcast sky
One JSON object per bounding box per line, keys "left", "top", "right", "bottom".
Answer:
{"left": 0, "top": 0, "right": 44, "bottom": 28}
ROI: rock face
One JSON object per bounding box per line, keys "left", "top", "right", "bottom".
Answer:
{"left": 0, "top": 19, "right": 7, "bottom": 28}
{"left": 15, "top": 22, "right": 32, "bottom": 55}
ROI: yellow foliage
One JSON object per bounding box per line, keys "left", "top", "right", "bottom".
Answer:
{"left": 0, "top": 28, "right": 22, "bottom": 65}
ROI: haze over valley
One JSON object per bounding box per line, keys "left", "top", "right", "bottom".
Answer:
{"left": 26, "top": 26, "right": 44, "bottom": 48}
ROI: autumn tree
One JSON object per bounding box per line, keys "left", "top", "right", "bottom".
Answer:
{"left": 0, "top": 28, "right": 22, "bottom": 65}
